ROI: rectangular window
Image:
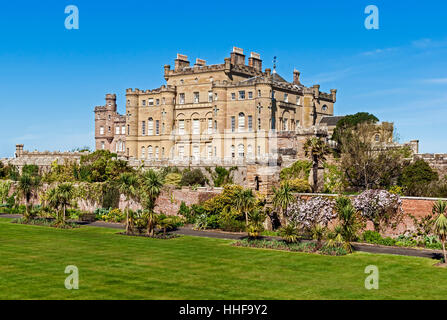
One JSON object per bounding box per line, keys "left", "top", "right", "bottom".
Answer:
{"left": 148, "top": 120, "right": 153, "bottom": 135}
{"left": 121, "top": 126, "right": 125, "bottom": 134}
{"left": 239, "top": 90, "right": 245, "bottom": 100}
{"left": 208, "top": 91, "right": 213, "bottom": 102}
{"left": 208, "top": 119, "right": 213, "bottom": 134}
{"left": 248, "top": 115, "right": 253, "bottom": 131}
{"left": 142, "top": 100, "right": 146, "bottom": 106}
{"left": 179, "top": 93, "right": 185, "bottom": 104}
{"left": 162, "top": 97, "right": 165, "bottom": 105}
{"left": 162, "top": 123, "right": 165, "bottom": 134}
{"left": 207, "top": 145, "right": 212, "bottom": 158}
{"left": 194, "top": 92, "right": 199, "bottom": 103}
{"left": 178, "top": 145, "right": 184, "bottom": 159}
{"left": 258, "top": 118, "right": 261, "bottom": 130}
{"left": 283, "top": 118, "right": 288, "bottom": 131}
{"left": 155, "top": 147, "right": 159, "bottom": 159}
{"left": 231, "top": 93, "right": 236, "bottom": 100}
{"left": 231, "top": 116, "right": 235, "bottom": 132}
{"left": 156, "top": 99, "right": 160, "bottom": 105}
{"left": 248, "top": 91, "right": 253, "bottom": 99}
{"left": 284, "top": 93, "right": 288, "bottom": 103}
{"left": 214, "top": 93, "right": 218, "bottom": 101}
{"left": 148, "top": 98, "right": 154, "bottom": 106}
{"left": 100, "top": 126, "right": 104, "bottom": 135}
{"left": 127, "top": 125, "right": 130, "bottom": 135}
{"left": 179, "top": 120, "right": 185, "bottom": 135}
{"left": 193, "top": 119, "right": 200, "bottom": 134}
{"left": 101, "top": 141, "right": 105, "bottom": 150}
{"left": 297, "top": 96, "right": 301, "bottom": 105}
{"left": 142, "top": 121, "right": 146, "bottom": 135}
{"left": 156, "top": 120, "right": 160, "bottom": 135}
{"left": 258, "top": 90, "right": 261, "bottom": 97}
{"left": 115, "top": 126, "right": 120, "bottom": 134}
{"left": 193, "top": 145, "right": 200, "bottom": 160}
{"left": 257, "top": 145, "right": 261, "bottom": 155}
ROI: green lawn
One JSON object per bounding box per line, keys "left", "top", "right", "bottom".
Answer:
{"left": 0, "top": 218, "right": 446, "bottom": 300}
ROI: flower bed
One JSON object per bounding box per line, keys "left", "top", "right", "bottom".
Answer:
{"left": 118, "top": 231, "right": 180, "bottom": 239}
{"left": 12, "top": 218, "right": 79, "bottom": 229}
{"left": 232, "top": 239, "right": 348, "bottom": 256}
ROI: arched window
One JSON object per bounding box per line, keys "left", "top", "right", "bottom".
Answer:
{"left": 148, "top": 118, "right": 154, "bottom": 135}
{"left": 238, "top": 112, "right": 245, "bottom": 131}
{"left": 141, "top": 146, "right": 145, "bottom": 159}
{"left": 231, "top": 145, "right": 235, "bottom": 158}
{"left": 148, "top": 145, "right": 153, "bottom": 159}
{"left": 375, "top": 134, "right": 380, "bottom": 142}
{"left": 322, "top": 105, "right": 328, "bottom": 111}
{"left": 238, "top": 144, "right": 244, "bottom": 158}
{"left": 161, "top": 147, "right": 165, "bottom": 158}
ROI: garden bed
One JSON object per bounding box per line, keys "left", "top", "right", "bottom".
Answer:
{"left": 11, "top": 217, "right": 80, "bottom": 229}
{"left": 232, "top": 239, "right": 348, "bottom": 256}
{"left": 118, "top": 231, "right": 180, "bottom": 239}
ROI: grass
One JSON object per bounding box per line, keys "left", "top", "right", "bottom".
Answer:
{"left": 1, "top": 218, "right": 447, "bottom": 300}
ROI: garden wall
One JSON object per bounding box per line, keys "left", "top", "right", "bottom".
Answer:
{"left": 297, "top": 193, "right": 446, "bottom": 236}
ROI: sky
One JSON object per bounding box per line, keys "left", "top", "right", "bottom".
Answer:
{"left": 0, "top": 0, "right": 446, "bottom": 157}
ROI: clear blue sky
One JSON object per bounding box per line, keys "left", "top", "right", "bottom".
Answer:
{"left": 1, "top": 0, "right": 446, "bottom": 157}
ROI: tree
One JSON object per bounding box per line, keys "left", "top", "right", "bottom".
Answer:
{"left": 399, "top": 159, "right": 438, "bottom": 196}
{"left": 45, "top": 187, "right": 61, "bottom": 221}
{"left": 55, "top": 183, "right": 77, "bottom": 223}
{"left": 180, "top": 168, "right": 208, "bottom": 187}
{"left": 272, "top": 182, "right": 295, "bottom": 225}
{"left": 17, "top": 173, "right": 41, "bottom": 219}
{"left": 0, "top": 180, "right": 12, "bottom": 205}
{"left": 234, "top": 188, "right": 256, "bottom": 226}
{"left": 303, "top": 137, "right": 330, "bottom": 192}
{"left": 117, "top": 172, "right": 140, "bottom": 234}
{"left": 139, "top": 169, "right": 164, "bottom": 235}
{"left": 433, "top": 200, "right": 447, "bottom": 263}
{"left": 332, "top": 112, "right": 379, "bottom": 148}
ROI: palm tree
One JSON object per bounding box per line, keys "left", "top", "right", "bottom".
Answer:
{"left": 433, "top": 200, "right": 447, "bottom": 263}
{"left": 46, "top": 187, "right": 61, "bottom": 221}
{"left": 55, "top": 183, "right": 76, "bottom": 224}
{"left": 234, "top": 188, "right": 256, "bottom": 226}
{"left": 272, "top": 182, "right": 294, "bottom": 224}
{"left": 139, "top": 169, "right": 164, "bottom": 235}
{"left": 17, "top": 173, "right": 40, "bottom": 220}
{"left": 303, "top": 137, "right": 330, "bottom": 192}
{"left": 117, "top": 173, "right": 140, "bottom": 234}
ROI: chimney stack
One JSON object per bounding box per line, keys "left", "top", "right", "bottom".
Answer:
{"left": 194, "top": 58, "right": 206, "bottom": 67}
{"left": 330, "top": 89, "right": 337, "bottom": 102}
{"left": 230, "top": 47, "right": 245, "bottom": 66}
{"left": 15, "top": 144, "right": 24, "bottom": 158}
{"left": 248, "top": 52, "right": 262, "bottom": 71}
{"left": 293, "top": 69, "right": 301, "bottom": 85}
{"left": 174, "top": 53, "right": 190, "bottom": 70}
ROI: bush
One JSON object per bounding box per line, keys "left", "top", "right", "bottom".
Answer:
{"left": 181, "top": 169, "right": 208, "bottom": 187}
{"left": 164, "top": 173, "right": 182, "bottom": 187}
{"left": 206, "top": 215, "right": 219, "bottom": 229}
{"left": 399, "top": 160, "right": 438, "bottom": 196}
{"left": 284, "top": 178, "right": 311, "bottom": 193}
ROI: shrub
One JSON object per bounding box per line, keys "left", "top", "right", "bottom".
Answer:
{"left": 164, "top": 173, "right": 182, "bottom": 187}
{"left": 194, "top": 213, "right": 208, "bottom": 230}
{"left": 181, "top": 169, "right": 208, "bottom": 187}
{"left": 285, "top": 196, "right": 336, "bottom": 231}
{"left": 206, "top": 215, "right": 219, "bottom": 229}
{"left": 280, "top": 160, "right": 312, "bottom": 180}
{"left": 279, "top": 223, "right": 300, "bottom": 243}
{"left": 353, "top": 189, "right": 402, "bottom": 232}
{"left": 284, "top": 178, "right": 311, "bottom": 193}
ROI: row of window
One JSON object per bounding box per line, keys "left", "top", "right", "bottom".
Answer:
{"left": 100, "top": 126, "right": 125, "bottom": 135}
{"left": 142, "top": 119, "right": 162, "bottom": 135}
{"left": 176, "top": 144, "right": 260, "bottom": 159}
{"left": 141, "top": 146, "right": 164, "bottom": 159}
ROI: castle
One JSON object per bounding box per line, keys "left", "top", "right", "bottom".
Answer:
{"left": 94, "top": 47, "right": 338, "bottom": 164}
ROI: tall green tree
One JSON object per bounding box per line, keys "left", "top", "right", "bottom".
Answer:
{"left": 272, "top": 182, "right": 295, "bottom": 224}
{"left": 55, "top": 183, "right": 77, "bottom": 223}
{"left": 17, "top": 173, "right": 41, "bottom": 219}
{"left": 117, "top": 172, "right": 140, "bottom": 234}
{"left": 234, "top": 188, "right": 256, "bottom": 226}
{"left": 433, "top": 200, "right": 447, "bottom": 263}
{"left": 139, "top": 169, "right": 164, "bottom": 235}
{"left": 303, "top": 137, "right": 330, "bottom": 192}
